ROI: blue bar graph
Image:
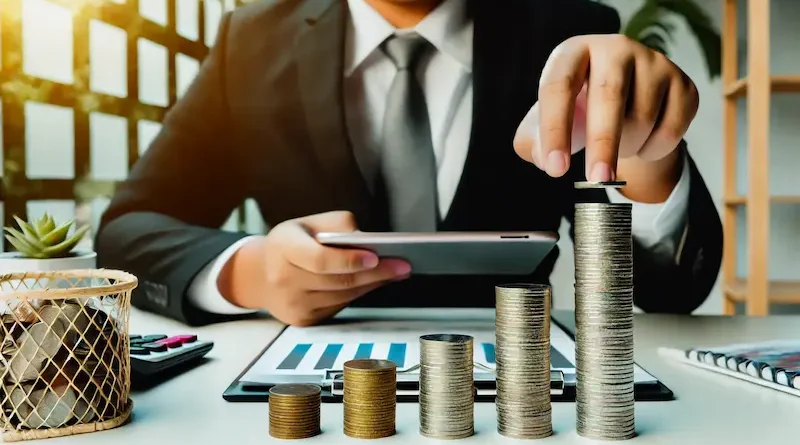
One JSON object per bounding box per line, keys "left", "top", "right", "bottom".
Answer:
{"left": 387, "top": 343, "right": 406, "bottom": 368}
{"left": 314, "top": 343, "right": 343, "bottom": 370}
{"left": 354, "top": 343, "right": 374, "bottom": 359}
{"left": 277, "top": 343, "right": 312, "bottom": 370}
{"left": 482, "top": 343, "right": 495, "bottom": 364}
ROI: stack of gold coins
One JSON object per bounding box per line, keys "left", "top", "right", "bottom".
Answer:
{"left": 268, "top": 384, "right": 321, "bottom": 439}
{"left": 495, "top": 283, "right": 552, "bottom": 439}
{"left": 419, "top": 334, "right": 475, "bottom": 439}
{"left": 343, "top": 359, "right": 397, "bottom": 439}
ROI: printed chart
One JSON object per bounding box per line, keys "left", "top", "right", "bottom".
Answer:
{"left": 240, "top": 318, "right": 657, "bottom": 384}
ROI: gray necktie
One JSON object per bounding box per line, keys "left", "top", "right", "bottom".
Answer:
{"left": 380, "top": 33, "right": 438, "bottom": 232}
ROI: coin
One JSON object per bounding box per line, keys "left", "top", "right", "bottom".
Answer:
{"left": 343, "top": 359, "right": 396, "bottom": 439}
{"left": 418, "top": 334, "right": 474, "bottom": 439}
{"left": 574, "top": 200, "right": 635, "bottom": 440}
{"left": 268, "top": 383, "right": 321, "bottom": 439}
{"left": 574, "top": 180, "right": 627, "bottom": 189}
{"left": 494, "top": 283, "right": 553, "bottom": 439}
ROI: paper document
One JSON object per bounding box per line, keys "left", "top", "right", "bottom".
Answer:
{"left": 240, "top": 317, "right": 657, "bottom": 385}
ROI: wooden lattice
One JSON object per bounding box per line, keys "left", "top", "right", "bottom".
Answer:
{"left": 0, "top": 269, "right": 136, "bottom": 441}
{"left": 0, "top": 0, "right": 252, "bottom": 239}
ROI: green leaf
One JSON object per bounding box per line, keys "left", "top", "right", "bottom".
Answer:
{"left": 40, "top": 225, "right": 89, "bottom": 258}
{"left": 40, "top": 219, "right": 74, "bottom": 246}
{"left": 4, "top": 235, "right": 42, "bottom": 258}
{"left": 623, "top": 1, "right": 664, "bottom": 41}
{"left": 655, "top": 0, "right": 721, "bottom": 79}
{"left": 3, "top": 227, "right": 45, "bottom": 252}
{"left": 12, "top": 215, "right": 42, "bottom": 244}
{"left": 639, "top": 32, "right": 669, "bottom": 54}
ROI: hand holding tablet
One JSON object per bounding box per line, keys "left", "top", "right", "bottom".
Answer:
{"left": 315, "top": 231, "right": 559, "bottom": 276}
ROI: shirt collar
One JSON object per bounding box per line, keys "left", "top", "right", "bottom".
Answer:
{"left": 344, "top": 0, "right": 473, "bottom": 77}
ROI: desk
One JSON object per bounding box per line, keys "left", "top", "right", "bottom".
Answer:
{"left": 36, "top": 309, "right": 800, "bottom": 444}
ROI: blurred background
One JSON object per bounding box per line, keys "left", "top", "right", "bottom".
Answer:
{"left": 0, "top": 0, "right": 798, "bottom": 316}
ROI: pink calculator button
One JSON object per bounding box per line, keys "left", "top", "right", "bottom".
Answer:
{"left": 156, "top": 337, "right": 184, "bottom": 348}
{"left": 176, "top": 335, "right": 197, "bottom": 343}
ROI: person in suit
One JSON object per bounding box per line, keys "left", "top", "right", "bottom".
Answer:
{"left": 96, "top": 0, "right": 722, "bottom": 327}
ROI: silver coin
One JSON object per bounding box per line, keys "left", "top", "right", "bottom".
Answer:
{"left": 574, "top": 201, "right": 635, "bottom": 440}
{"left": 494, "top": 284, "right": 553, "bottom": 439}
{"left": 574, "top": 180, "right": 627, "bottom": 189}
{"left": 418, "top": 334, "right": 474, "bottom": 440}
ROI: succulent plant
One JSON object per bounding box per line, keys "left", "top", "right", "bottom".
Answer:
{"left": 3, "top": 213, "right": 89, "bottom": 259}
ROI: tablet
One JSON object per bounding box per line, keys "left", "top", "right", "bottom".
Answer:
{"left": 315, "top": 231, "right": 559, "bottom": 275}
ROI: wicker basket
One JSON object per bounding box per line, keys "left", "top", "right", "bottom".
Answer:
{"left": 0, "top": 269, "right": 137, "bottom": 442}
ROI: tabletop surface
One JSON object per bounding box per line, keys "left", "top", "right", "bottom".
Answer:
{"left": 25, "top": 308, "right": 800, "bottom": 445}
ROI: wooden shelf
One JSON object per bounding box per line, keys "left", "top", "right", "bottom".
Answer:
{"left": 724, "top": 195, "right": 800, "bottom": 206}
{"left": 725, "top": 279, "right": 800, "bottom": 304}
{"left": 724, "top": 75, "right": 800, "bottom": 98}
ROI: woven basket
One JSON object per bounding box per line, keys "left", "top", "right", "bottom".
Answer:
{"left": 0, "top": 269, "right": 137, "bottom": 442}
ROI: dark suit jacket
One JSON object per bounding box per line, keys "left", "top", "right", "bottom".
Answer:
{"left": 95, "top": 0, "right": 723, "bottom": 326}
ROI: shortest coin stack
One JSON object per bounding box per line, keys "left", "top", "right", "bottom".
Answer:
{"left": 343, "top": 359, "right": 397, "bottom": 439}
{"left": 268, "top": 384, "right": 322, "bottom": 440}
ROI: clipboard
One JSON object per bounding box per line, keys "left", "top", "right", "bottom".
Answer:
{"left": 222, "top": 310, "right": 674, "bottom": 403}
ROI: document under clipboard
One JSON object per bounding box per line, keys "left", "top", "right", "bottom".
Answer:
{"left": 222, "top": 309, "right": 674, "bottom": 402}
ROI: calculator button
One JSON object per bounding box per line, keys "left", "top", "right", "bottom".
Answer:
{"left": 176, "top": 335, "right": 197, "bottom": 343}
{"left": 143, "top": 335, "right": 167, "bottom": 342}
{"left": 130, "top": 338, "right": 148, "bottom": 346}
{"left": 142, "top": 342, "right": 168, "bottom": 352}
{"left": 156, "top": 337, "right": 184, "bottom": 348}
{"left": 130, "top": 346, "right": 150, "bottom": 355}
{"left": 129, "top": 335, "right": 142, "bottom": 340}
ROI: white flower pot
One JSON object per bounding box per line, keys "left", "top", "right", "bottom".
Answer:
{"left": 0, "top": 250, "right": 97, "bottom": 297}
{"left": 0, "top": 250, "right": 96, "bottom": 275}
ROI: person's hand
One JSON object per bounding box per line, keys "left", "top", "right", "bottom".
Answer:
{"left": 513, "top": 34, "right": 698, "bottom": 202}
{"left": 219, "top": 211, "right": 411, "bottom": 326}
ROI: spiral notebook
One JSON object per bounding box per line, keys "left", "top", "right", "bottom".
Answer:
{"left": 658, "top": 339, "right": 800, "bottom": 397}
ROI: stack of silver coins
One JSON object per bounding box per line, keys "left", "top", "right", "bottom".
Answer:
{"left": 573, "top": 181, "right": 635, "bottom": 440}
{"left": 419, "top": 334, "right": 474, "bottom": 439}
{"left": 495, "top": 284, "right": 552, "bottom": 439}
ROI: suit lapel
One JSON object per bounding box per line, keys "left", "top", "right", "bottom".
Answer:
{"left": 294, "top": 0, "right": 377, "bottom": 227}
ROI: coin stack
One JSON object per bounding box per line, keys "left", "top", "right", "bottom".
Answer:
{"left": 268, "top": 383, "right": 321, "bottom": 439}
{"left": 343, "top": 359, "right": 397, "bottom": 439}
{"left": 495, "top": 284, "right": 552, "bottom": 439}
{"left": 419, "top": 334, "right": 474, "bottom": 439}
{"left": 573, "top": 181, "right": 635, "bottom": 440}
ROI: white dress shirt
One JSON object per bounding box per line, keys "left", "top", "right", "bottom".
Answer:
{"left": 187, "top": 0, "right": 692, "bottom": 315}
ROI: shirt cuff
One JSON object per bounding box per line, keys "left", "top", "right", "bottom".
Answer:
{"left": 606, "top": 154, "right": 691, "bottom": 262}
{"left": 187, "top": 235, "right": 261, "bottom": 315}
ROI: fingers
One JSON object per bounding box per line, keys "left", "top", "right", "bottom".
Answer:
{"left": 617, "top": 55, "right": 668, "bottom": 159}
{"left": 584, "top": 41, "right": 635, "bottom": 181}
{"left": 527, "top": 39, "right": 591, "bottom": 176}
{"left": 281, "top": 212, "right": 380, "bottom": 274}
{"left": 638, "top": 68, "right": 699, "bottom": 161}
{"left": 301, "top": 258, "right": 411, "bottom": 291}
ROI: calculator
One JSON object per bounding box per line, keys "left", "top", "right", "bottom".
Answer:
{"left": 129, "top": 334, "right": 214, "bottom": 383}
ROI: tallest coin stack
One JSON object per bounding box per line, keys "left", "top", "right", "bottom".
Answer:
{"left": 573, "top": 181, "right": 635, "bottom": 440}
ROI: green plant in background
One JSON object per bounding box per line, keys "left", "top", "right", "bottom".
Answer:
{"left": 596, "top": 0, "right": 722, "bottom": 79}
{"left": 3, "top": 214, "right": 89, "bottom": 259}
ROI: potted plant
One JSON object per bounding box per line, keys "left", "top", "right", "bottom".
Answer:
{"left": 1, "top": 213, "right": 93, "bottom": 274}
{"left": 596, "top": 0, "right": 721, "bottom": 79}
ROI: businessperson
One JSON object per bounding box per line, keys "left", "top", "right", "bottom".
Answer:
{"left": 96, "top": 0, "right": 722, "bottom": 326}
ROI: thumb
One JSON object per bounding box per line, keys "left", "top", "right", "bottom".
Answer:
{"left": 299, "top": 211, "right": 359, "bottom": 234}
